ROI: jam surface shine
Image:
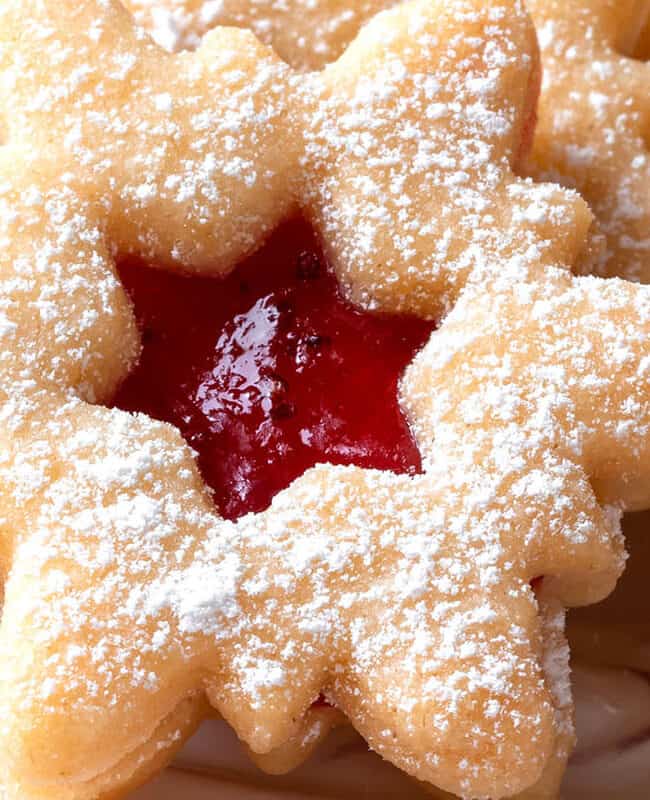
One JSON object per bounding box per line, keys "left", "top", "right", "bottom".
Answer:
{"left": 114, "top": 220, "right": 434, "bottom": 520}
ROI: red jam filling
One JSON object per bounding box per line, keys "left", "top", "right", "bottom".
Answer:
{"left": 113, "top": 219, "right": 434, "bottom": 521}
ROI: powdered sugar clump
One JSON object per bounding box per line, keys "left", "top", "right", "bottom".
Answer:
{"left": 528, "top": 0, "right": 650, "bottom": 283}
{"left": 0, "top": 2, "right": 648, "bottom": 800}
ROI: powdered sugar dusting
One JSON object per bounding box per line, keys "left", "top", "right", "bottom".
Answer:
{"left": 0, "top": 2, "right": 648, "bottom": 800}
{"left": 126, "top": 0, "right": 397, "bottom": 69}
{"left": 528, "top": 0, "right": 650, "bottom": 283}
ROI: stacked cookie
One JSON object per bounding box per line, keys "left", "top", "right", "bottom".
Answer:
{"left": 0, "top": 2, "right": 648, "bottom": 799}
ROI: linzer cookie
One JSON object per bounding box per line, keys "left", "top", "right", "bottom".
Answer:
{"left": 127, "top": 1, "right": 650, "bottom": 283}
{"left": 0, "top": 2, "right": 649, "bottom": 800}
{"left": 528, "top": 0, "right": 650, "bottom": 282}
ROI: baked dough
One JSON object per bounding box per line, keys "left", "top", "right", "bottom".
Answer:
{"left": 528, "top": 0, "right": 650, "bottom": 283}
{"left": 126, "top": 0, "right": 395, "bottom": 67}
{"left": 0, "top": 1, "right": 649, "bottom": 799}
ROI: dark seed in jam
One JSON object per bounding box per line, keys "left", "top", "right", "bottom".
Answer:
{"left": 113, "top": 219, "right": 434, "bottom": 521}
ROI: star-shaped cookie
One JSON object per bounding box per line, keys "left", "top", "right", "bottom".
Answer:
{"left": 0, "top": 2, "right": 649, "bottom": 800}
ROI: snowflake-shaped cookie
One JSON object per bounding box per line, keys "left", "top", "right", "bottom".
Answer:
{"left": 0, "top": 2, "right": 649, "bottom": 800}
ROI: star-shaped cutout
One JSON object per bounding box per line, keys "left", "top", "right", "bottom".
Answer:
{"left": 0, "top": 2, "right": 649, "bottom": 800}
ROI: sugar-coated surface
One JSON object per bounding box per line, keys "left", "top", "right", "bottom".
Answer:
{"left": 0, "top": 2, "right": 649, "bottom": 800}
{"left": 126, "top": 0, "right": 396, "bottom": 68}
{"left": 125, "top": 0, "right": 650, "bottom": 286}
{"left": 528, "top": 0, "right": 650, "bottom": 283}
{"left": 114, "top": 219, "right": 431, "bottom": 519}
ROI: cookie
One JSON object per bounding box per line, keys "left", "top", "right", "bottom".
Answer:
{"left": 127, "top": 1, "right": 650, "bottom": 285}
{"left": 0, "top": 2, "right": 648, "bottom": 799}
{"left": 126, "top": 0, "right": 394, "bottom": 67}
{"left": 528, "top": 0, "right": 650, "bottom": 283}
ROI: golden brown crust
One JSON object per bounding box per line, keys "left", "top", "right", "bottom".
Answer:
{"left": 528, "top": 0, "right": 650, "bottom": 283}
{"left": 0, "top": 2, "right": 649, "bottom": 799}
{"left": 125, "top": 0, "right": 396, "bottom": 68}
